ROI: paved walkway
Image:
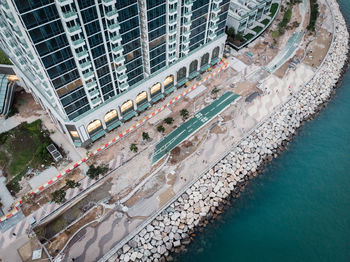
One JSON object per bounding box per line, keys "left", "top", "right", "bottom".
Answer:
{"left": 0, "top": 176, "right": 14, "bottom": 213}
{"left": 153, "top": 92, "right": 240, "bottom": 163}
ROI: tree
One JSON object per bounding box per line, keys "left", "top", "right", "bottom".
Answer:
{"left": 130, "top": 143, "right": 138, "bottom": 153}
{"left": 51, "top": 189, "right": 66, "bottom": 204}
{"left": 164, "top": 117, "right": 174, "bottom": 125}
{"left": 157, "top": 125, "right": 165, "bottom": 133}
{"left": 180, "top": 109, "right": 189, "bottom": 120}
{"left": 142, "top": 132, "right": 150, "bottom": 141}
{"left": 211, "top": 87, "right": 219, "bottom": 97}
{"left": 227, "top": 27, "right": 235, "bottom": 37}
{"left": 87, "top": 164, "right": 108, "bottom": 180}
{"left": 65, "top": 179, "right": 81, "bottom": 189}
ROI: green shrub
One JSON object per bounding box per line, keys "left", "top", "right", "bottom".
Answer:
{"left": 51, "top": 189, "right": 66, "bottom": 204}
{"left": 86, "top": 164, "right": 108, "bottom": 180}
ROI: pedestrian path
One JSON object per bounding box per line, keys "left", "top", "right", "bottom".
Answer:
{"left": 153, "top": 92, "right": 240, "bottom": 163}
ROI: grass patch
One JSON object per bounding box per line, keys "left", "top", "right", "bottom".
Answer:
{"left": 0, "top": 49, "right": 12, "bottom": 65}
{"left": 272, "top": 30, "right": 280, "bottom": 38}
{"left": 270, "top": 3, "right": 279, "bottom": 17}
{"left": 262, "top": 19, "right": 270, "bottom": 26}
{"left": 0, "top": 120, "right": 54, "bottom": 195}
{"left": 252, "top": 26, "right": 263, "bottom": 34}
{"left": 307, "top": 0, "right": 319, "bottom": 32}
{"left": 244, "top": 33, "right": 255, "bottom": 41}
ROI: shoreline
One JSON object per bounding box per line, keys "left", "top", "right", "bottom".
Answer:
{"left": 101, "top": 1, "right": 350, "bottom": 261}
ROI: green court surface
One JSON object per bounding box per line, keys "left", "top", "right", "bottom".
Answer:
{"left": 152, "top": 92, "right": 240, "bottom": 164}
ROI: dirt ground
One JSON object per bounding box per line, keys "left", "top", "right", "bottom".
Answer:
{"left": 21, "top": 169, "right": 84, "bottom": 216}
{"left": 274, "top": 59, "right": 291, "bottom": 78}
{"left": 303, "top": 28, "right": 332, "bottom": 68}
{"left": 18, "top": 238, "right": 49, "bottom": 262}
{"left": 45, "top": 205, "right": 103, "bottom": 257}
{"left": 15, "top": 91, "right": 42, "bottom": 118}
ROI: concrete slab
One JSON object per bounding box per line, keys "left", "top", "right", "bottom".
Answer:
{"left": 187, "top": 85, "right": 207, "bottom": 99}
{"left": 148, "top": 107, "right": 172, "bottom": 126}
{"left": 0, "top": 176, "right": 14, "bottom": 213}
{"left": 28, "top": 166, "right": 58, "bottom": 190}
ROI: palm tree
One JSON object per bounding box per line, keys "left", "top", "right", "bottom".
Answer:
{"left": 157, "top": 125, "right": 165, "bottom": 133}
{"left": 164, "top": 117, "right": 174, "bottom": 125}
{"left": 130, "top": 143, "right": 138, "bottom": 153}
{"left": 180, "top": 109, "right": 189, "bottom": 120}
{"left": 142, "top": 132, "right": 150, "bottom": 141}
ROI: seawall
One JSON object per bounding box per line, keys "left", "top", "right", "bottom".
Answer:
{"left": 101, "top": 0, "right": 350, "bottom": 261}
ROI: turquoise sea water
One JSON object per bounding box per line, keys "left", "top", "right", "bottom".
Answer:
{"left": 175, "top": 2, "right": 350, "bottom": 261}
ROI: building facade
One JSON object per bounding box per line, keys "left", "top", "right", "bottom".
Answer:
{"left": 226, "top": 0, "right": 273, "bottom": 35}
{"left": 0, "top": 0, "right": 230, "bottom": 147}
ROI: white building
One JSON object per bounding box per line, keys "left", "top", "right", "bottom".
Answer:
{"left": 226, "top": 0, "right": 275, "bottom": 35}
{"left": 0, "top": 0, "right": 230, "bottom": 147}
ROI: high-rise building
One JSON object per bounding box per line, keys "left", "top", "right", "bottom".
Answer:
{"left": 0, "top": 0, "right": 229, "bottom": 147}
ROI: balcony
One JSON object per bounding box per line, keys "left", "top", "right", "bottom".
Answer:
{"left": 116, "top": 65, "right": 127, "bottom": 74}
{"left": 67, "top": 25, "right": 82, "bottom": 35}
{"left": 208, "top": 32, "right": 216, "bottom": 40}
{"left": 182, "top": 37, "right": 190, "bottom": 45}
{"left": 119, "top": 82, "right": 129, "bottom": 91}
{"left": 106, "top": 9, "right": 118, "bottom": 20}
{"left": 102, "top": 0, "right": 116, "bottom": 6}
{"left": 108, "top": 22, "right": 120, "bottom": 33}
{"left": 114, "top": 55, "right": 125, "bottom": 64}
{"left": 169, "top": 37, "right": 176, "bottom": 45}
{"left": 112, "top": 45, "right": 123, "bottom": 55}
{"left": 184, "top": 10, "right": 192, "bottom": 18}
{"left": 118, "top": 74, "right": 128, "bottom": 82}
{"left": 183, "top": 20, "right": 191, "bottom": 27}
{"left": 72, "top": 38, "right": 85, "bottom": 48}
{"left": 169, "top": 53, "right": 176, "bottom": 62}
{"left": 169, "top": 27, "right": 177, "bottom": 35}
{"left": 1, "top": 0, "right": 9, "bottom": 10}
{"left": 169, "top": 17, "right": 177, "bottom": 25}
{"left": 211, "top": 16, "right": 219, "bottom": 23}
{"left": 183, "top": 30, "right": 190, "bottom": 37}
{"left": 86, "top": 80, "right": 97, "bottom": 90}
{"left": 83, "top": 71, "right": 94, "bottom": 81}
{"left": 209, "top": 23, "right": 218, "bottom": 31}
{"left": 110, "top": 34, "right": 122, "bottom": 44}
{"left": 212, "top": 6, "right": 221, "bottom": 14}
{"left": 91, "top": 97, "right": 102, "bottom": 106}
{"left": 75, "top": 49, "right": 88, "bottom": 59}
{"left": 182, "top": 46, "right": 190, "bottom": 53}
{"left": 89, "top": 88, "right": 99, "bottom": 98}
{"left": 184, "top": 0, "right": 194, "bottom": 7}
{"left": 62, "top": 10, "right": 77, "bottom": 22}
{"left": 57, "top": 0, "right": 73, "bottom": 6}
{"left": 169, "top": 7, "right": 177, "bottom": 15}
{"left": 79, "top": 61, "right": 91, "bottom": 70}
{"left": 168, "top": 46, "right": 176, "bottom": 53}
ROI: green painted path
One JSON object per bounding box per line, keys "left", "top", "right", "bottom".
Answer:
{"left": 152, "top": 92, "right": 240, "bottom": 164}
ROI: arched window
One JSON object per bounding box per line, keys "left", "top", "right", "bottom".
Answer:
{"left": 200, "top": 53, "right": 210, "bottom": 67}
{"left": 87, "top": 119, "right": 102, "bottom": 135}
{"left": 120, "top": 100, "right": 134, "bottom": 115}
{"left": 177, "top": 67, "right": 186, "bottom": 82}
{"left": 212, "top": 46, "right": 220, "bottom": 60}
{"left": 150, "top": 82, "right": 161, "bottom": 97}
{"left": 164, "top": 75, "right": 174, "bottom": 89}
{"left": 104, "top": 110, "right": 118, "bottom": 124}
{"left": 189, "top": 60, "right": 198, "bottom": 75}
{"left": 136, "top": 91, "right": 148, "bottom": 105}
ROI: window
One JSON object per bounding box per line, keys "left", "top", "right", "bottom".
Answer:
{"left": 87, "top": 120, "right": 102, "bottom": 134}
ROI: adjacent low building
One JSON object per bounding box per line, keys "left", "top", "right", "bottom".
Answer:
{"left": 0, "top": 0, "right": 230, "bottom": 147}
{"left": 226, "top": 0, "right": 274, "bottom": 35}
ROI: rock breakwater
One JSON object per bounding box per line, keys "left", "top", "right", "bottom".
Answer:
{"left": 106, "top": 1, "right": 349, "bottom": 261}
